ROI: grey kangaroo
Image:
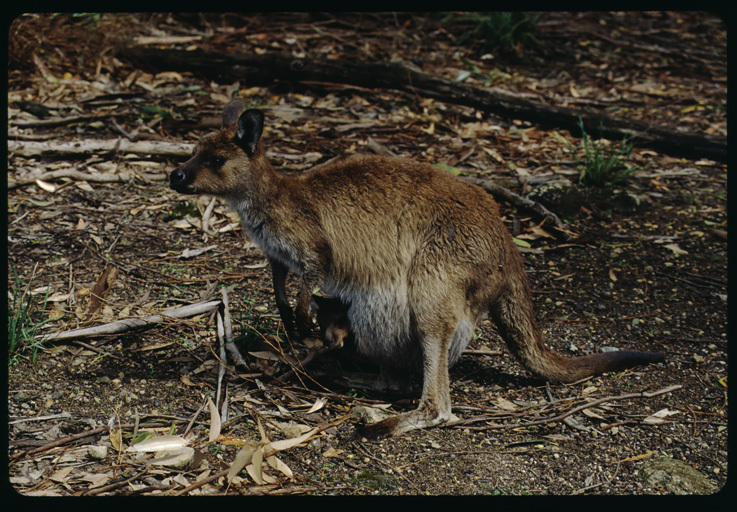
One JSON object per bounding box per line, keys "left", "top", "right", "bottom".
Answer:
{"left": 169, "top": 98, "right": 664, "bottom": 440}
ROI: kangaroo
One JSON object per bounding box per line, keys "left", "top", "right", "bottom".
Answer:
{"left": 169, "top": 98, "right": 665, "bottom": 440}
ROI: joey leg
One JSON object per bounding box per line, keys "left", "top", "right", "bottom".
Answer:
{"left": 294, "top": 277, "right": 316, "bottom": 339}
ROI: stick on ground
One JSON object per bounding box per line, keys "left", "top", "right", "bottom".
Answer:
{"left": 37, "top": 300, "right": 221, "bottom": 343}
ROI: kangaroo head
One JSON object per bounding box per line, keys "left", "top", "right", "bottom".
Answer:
{"left": 169, "top": 98, "right": 267, "bottom": 197}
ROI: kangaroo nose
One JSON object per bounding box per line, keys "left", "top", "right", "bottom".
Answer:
{"left": 169, "top": 169, "right": 187, "bottom": 188}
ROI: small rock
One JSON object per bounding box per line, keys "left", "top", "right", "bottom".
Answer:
{"left": 87, "top": 445, "right": 108, "bottom": 460}
{"left": 641, "top": 456, "right": 717, "bottom": 494}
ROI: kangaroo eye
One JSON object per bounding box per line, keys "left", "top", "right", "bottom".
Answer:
{"left": 208, "top": 155, "right": 226, "bottom": 169}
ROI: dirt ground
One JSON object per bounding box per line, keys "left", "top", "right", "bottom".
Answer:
{"left": 6, "top": 12, "right": 727, "bottom": 497}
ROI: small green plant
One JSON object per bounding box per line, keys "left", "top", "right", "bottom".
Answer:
{"left": 140, "top": 104, "right": 177, "bottom": 122}
{"left": 447, "top": 12, "right": 539, "bottom": 54}
{"left": 8, "top": 265, "right": 52, "bottom": 362}
{"left": 565, "top": 117, "right": 639, "bottom": 187}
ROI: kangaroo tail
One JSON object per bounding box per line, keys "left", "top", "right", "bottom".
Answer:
{"left": 530, "top": 349, "right": 665, "bottom": 383}
{"left": 489, "top": 275, "right": 664, "bottom": 383}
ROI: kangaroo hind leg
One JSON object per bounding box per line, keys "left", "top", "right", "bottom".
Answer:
{"left": 348, "top": 305, "right": 464, "bottom": 441}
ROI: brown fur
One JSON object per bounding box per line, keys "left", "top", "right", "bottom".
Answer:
{"left": 170, "top": 98, "right": 664, "bottom": 440}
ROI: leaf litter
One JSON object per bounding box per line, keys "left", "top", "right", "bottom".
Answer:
{"left": 7, "top": 12, "right": 727, "bottom": 495}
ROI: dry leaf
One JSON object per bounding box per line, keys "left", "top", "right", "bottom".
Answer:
{"left": 36, "top": 179, "right": 57, "bottom": 193}
{"left": 494, "top": 397, "right": 517, "bottom": 411}
{"left": 528, "top": 225, "right": 555, "bottom": 239}
{"left": 267, "top": 455, "right": 293, "bottom": 479}
{"left": 581, "top": 408, "right": 606, "bottom": 420}
{"left": 248, "top": 351, "right": 283, "bottom": 361}
{"left": 243, "top": 260, "right": 269, "bottom": 269}
{"left": 76, "top": 181, "right": 95, "bottom": 192}
{"left": 269, "top": 427, "right": 319, "bottom": 451}
{"left": 172, "top": 218, "right": 199, "bottom": 230}
{"left": 615, "top": 450, "right": 656, "bottom": 463}
{"left": 228, "top": 443, "right": 258, "bottom": 482}
{"left": 664, "top": 243, "right": 688, "bottom": 256}
{"left": 180, "top": 374, "right": 198, "bottom": 386}
{"left": 49, "top": 466, "right": 74, "bottom": 482}
{"left": 306, "top": 397, "right": 327, "bottom": 414}
{"left": 82, "top": 472, "right": 113, "bottom": 488}
{"left": 643, "top": 408, "right": 679, "bottom": 425}
{"left": 250, "top": 447, "right": 264, "bottom": 485}
{"left": 172, "top": 474, "right": 191, "bottom": 487}
{"left": 149, "top": 447, "right": 195, "bottom": 468}
{"left": 178, "top": 245, "right": 217, "bottom": 259}
{"left": 323, "top": 447, "right": 343, "bottom": 458}
{"left": 208, "top": 397, "right": 221, "bottom": 442}
{"left": 127, "top": 434, "right": 189, "bottom": 452}
{"left": 109, "top": 428, "right": 123, "bottom": 452}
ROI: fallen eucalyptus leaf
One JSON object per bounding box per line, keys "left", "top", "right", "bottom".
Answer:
{"left": 127, "top": 434, "right": 189, "bottom": 453}
{"left": 208, "top": 397, "right": 221, "bottom": 442}
{"left": 643, "top": 408, "right": 679, "bottom": 425}
{"left": 228, "top": 442, "right": 259, "bottom": 482}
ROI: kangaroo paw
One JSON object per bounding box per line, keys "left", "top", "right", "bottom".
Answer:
{"left": 346, "top": 416, "right": 401, "bottom": 442}
{"left": 346, "top": 407, "right": 455, "bottom": 442}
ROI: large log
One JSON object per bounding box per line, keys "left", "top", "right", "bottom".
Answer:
{"left": 120, "top": 47, "right": 726, "bottom": 163}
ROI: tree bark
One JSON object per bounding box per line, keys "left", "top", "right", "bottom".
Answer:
{"left": 120, "top": 47, "right": 726, "bottom": 163}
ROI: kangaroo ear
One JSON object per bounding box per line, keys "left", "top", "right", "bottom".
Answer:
{"left": 236, "top": 109, "right": 264, "bottom": 155}
{"left": 222, "top": 98, "right": 246, "bottom": 129}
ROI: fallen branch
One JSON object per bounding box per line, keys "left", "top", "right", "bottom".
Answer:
{"left": 463, "top": 175, "right": 567, "bottom": 233}
{"left": 9, "top": 113, "right": 125, "bottom": 129}
{"left": 8, "top": 138, "right": 195, "bottom": 158}
{"left": 7, "top": 168, "right": 138, "bottom": 189}
{"left": 37, "top": 300, "right": 221, "bottom": 343}
{"left": 120, "top": 47, "right": 726, "bottom": 162}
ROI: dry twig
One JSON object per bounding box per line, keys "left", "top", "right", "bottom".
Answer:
{"left": 453, "top": 384, "right": 682, "bottom": 431}
{"left": 37, "top": 300, "right": 221, "bottom": 343}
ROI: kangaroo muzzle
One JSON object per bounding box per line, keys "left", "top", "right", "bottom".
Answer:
{"left": 169, "top": 167, "right": 195, "bottom": 194}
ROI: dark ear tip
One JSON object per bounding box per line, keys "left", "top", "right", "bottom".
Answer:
{"left": 222, "top": 98, "right": 247, "bottom": 128}
{"left": 243, "top": 108, "right": 264, "bottom": 123}
{"left": 226, "top": 98, "right": 246, "bottom": 109}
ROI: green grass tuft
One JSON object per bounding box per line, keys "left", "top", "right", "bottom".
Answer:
{"left": 8, "top": 265, "right": 52, "bottom": 363}
{"left": 565, "top": 117, "right": 639, "bottom": 187}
